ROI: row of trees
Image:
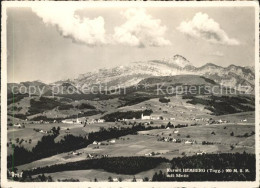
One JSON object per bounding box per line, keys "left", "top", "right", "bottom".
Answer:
{"left": 23, "top": 157, "right": 168, "bottom": 177}
{"left": 101, "top": 110, "right": 153, "bottom": 122}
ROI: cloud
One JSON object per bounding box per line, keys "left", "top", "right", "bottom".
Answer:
{"left": 177, "top": 12, "right": 240, "bottom": 46}
{"left": 113, "top": 8, "right": 171, "bottom": 47}
{"left": 31, "top": 5, "right": 107, "bottom": 46}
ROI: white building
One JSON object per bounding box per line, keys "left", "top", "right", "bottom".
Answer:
{"left": 13, "top": 124, "right": 21, "bottom": 128}
{"left": 93, "top": 141, "right": 98, "bottom": 145}
{"left": 39, "top": 130, "right": 47, "bottom": 134}
{"left": 98, "top": 119, "right": 105, "bottom": 123}
{"left": 196, "top": 151, "right": 206, "bottom": 155}
{"left": 141, "top": 113, "right": 151, "bottom": 120}
{"left": 109, "top": 139, "right": 116, "bottom": 143}
{"left": 185, "top": 141, "right": 193, "bottom": 144}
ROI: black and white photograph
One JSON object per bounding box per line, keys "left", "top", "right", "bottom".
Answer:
{"left": 1, "top": 1, "right": 259, "bottom": 187}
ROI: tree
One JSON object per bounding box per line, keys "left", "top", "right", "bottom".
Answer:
{"left": 132, "top": 176, "right": 136, "bottom": 182}
{"left": 152, "top": 172, "right": 158, "bottom": 181}
{"left": 108, "top": 176, "right": 113, "bottom": 182}
{"left": 230, "top": 132, "right": 234, "bottom": 136}
{"left": 94, "top": 178, "right": 98, "bottom": 182}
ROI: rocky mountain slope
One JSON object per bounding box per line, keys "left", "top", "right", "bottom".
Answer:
{"left": 8, "top": 54, "right": 255, "bottom": 94}
{"left": 70, "top": 54, "right": 255, "bottom": 92}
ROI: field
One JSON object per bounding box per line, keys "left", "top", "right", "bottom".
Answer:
{"left": 15, "top": 114, "right": 255, "bottom": 174}
{"left": 7, "top": 94, "right": 256, "bottom": 182}
{"left": 7, "top": 122, "right": 131, "bottom": 155}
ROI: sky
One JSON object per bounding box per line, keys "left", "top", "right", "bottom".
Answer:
{"left": 6, "top": 5, "right": 256, "bottom": 83}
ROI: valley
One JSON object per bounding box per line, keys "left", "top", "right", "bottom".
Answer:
{"left": 6, "top": 56, "right": 256, "bottom": 182}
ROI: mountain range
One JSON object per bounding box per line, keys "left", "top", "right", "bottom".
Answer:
{"left": 8, "top": 54, "right": 255, "bottom": 94}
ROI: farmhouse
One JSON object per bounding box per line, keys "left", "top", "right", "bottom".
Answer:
{"left": 113, "top": 178, "right": 119, "bottom": 182}
{"left": 13, "top": 124, "right": 21, "bottom": 128}
{"left": 185, "top": 141, "right": 193, "bottom": 144}
{"left": 141, "top": 113, "right": 151, "bottom": 120}
{"left": 109, "top": 139, "right": 116, "bottom": 143}
{"left": 39, "top": 130, "right": 47, "bottom": 134}
{"left": 196, "top": 151, "right": 206, "bottom": 155}
{"left": 72, "top": 151, "right": 81, "bottom": 155}
{"left": 8, "top": 170, "right": 23, "bottom": 178}
{"left": 98, "top": 119, "right": 105, "bottom": 123}
{"left": 93, "top": 141, "right": 98, "bottom": 145}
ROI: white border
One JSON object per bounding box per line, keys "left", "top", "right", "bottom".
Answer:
{"left": 1, "top": 1, "right": 259, "bottom": 188}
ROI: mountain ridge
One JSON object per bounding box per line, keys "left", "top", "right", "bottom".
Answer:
{"left": 8, "top": 54, "right": 255, "bottom": 94}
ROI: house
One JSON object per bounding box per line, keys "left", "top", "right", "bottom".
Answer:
{"left": 93, "top": 141, "right": 98, "bottom": 145}
{"left": 9, "top": 171, "right": 23, "bottom": 178}
{"left": 172, "top": 139, "right": 177, "bottom": 143}
{"left": 196, "top": 151, "right": 206, "bottom": 155}
{"left": 39, "top": 130, "right": 47, "bottom": 134}
{"left": 73, "top": 118, "right": 82, "bottom": 124}
{"left": 173, "top": 130, "right": 179, "bottom": 134}
{"left": 13, "top": 124, "right": 21, "bottom": 128}
{"left": 141, "top": 113, "right": 151, "bottom": 120}
{"left": 166, "top": 127, "right": 170, "bottom": 130}
{"left": 113, "top": 178, "right": 119, "bottom": 182}
{"left": 185, "top": 141, "right": 193, "bottom": 144}
{"left": 87, "top": 119, "right": 97, "bottom": 124}
{"left": 164, "top": 137, "right": 170, "bottom": 142}
{"left": 98, "top": 119, "right": 105, "bottom": 123}
{"left": 242, "top": 119, "right": 247, "bottom": 122}
{"left": 110, "top": 139, "right": 116, "bottom": 143}
{"left": 72, "top": 151, "right": 79, "bottom": 155}
{"left": 170, "top": 117, "right": 175, "bottom": 120}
